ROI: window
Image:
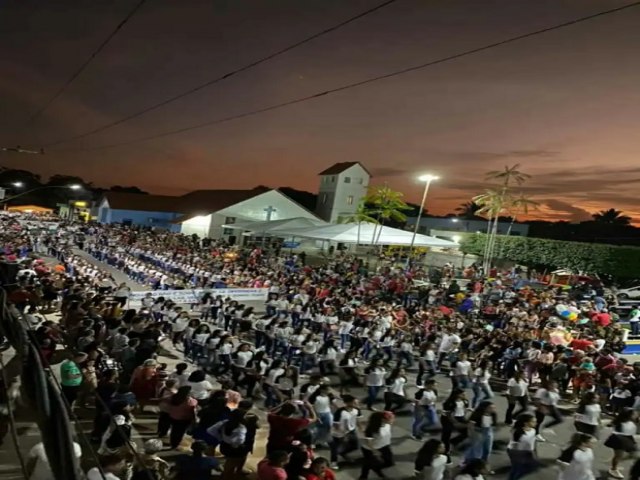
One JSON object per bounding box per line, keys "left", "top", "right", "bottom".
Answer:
{"left": 321, "top": 193, "right": 327, "bottom": 204}
{"left": 344, "top": 176, "right": 351, "bottom": 184}
{"left": 347, "top": 195, "right": 354, "bottom": 205}
{"left": 331, "top": 176, "right": 336, "bottom": 183}
{"left": 358, "top": 178, "right": 364, "bottom": 185}
{"left": 225, "top": 217, "right": 236, "bottom": 224}
{"left": 223, "top": 228, "right": 233, "bottom": 235}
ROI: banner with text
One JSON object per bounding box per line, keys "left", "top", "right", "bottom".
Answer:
{"left": 129, "top": 288, "right": 269, "bottom": 305}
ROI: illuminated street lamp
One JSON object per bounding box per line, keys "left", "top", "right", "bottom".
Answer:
{"left": 407, "top": 174, "right": 439, "bottom": 266}
{"left": 0, "top": 184, "right": 83, "bottom": 204}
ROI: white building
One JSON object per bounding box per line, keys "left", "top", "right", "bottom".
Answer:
{"left": 315, "top": 162, "right": 370, "bottom": 223}
{"left": 177, "top": 188, "right": 321, "bottom": 241}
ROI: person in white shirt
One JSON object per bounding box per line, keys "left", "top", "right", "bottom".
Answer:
{"left": 365, "top": 359, "right": 386, "bottom": 410}
{"left": 506, "top": 413, "right": 540, "bottom": 480}
{"left": 453, "top": 353, "right": 472, "bottom": 390}
{"left": 384, "top": 367, "right": 407, "bottom": 412}
{"left": 417, "top": 343, "right": 436, "bottom": 386}
{"left": 338, "top": 317, "right": 354, "bottom": 351}
{"left": 454, "top": 457, "right": 487, "bottom": 480}
{"left": 574, "top": 391, "right": 601, "bottom": 437}
{"left": 309, "top": 384, "right": 334, "bottom": 447}
{"left": 471, "top": 360, "right": 493, "bottom": 409}
{"left": 86, "top": 454, "right": 126, "bottom": 480}
{"left": 533, "top": 381, "right": 563, "bottom": 442}
{"left": 330, "top": 394, "right": 362, "bottom": 468}
{"left": 301, "top": 334, "right": 321, "bottom": 374}
{"left": 27, "top": 441, "right": 82, "bottom": 480}
{"left": 412, "top": 379, "right": 439, "bottom": 440}
{"left": 186, "top": 370, "right": 213, "bottom": 403}
{"left": 604, "top": 409, "right": 637, "bottom": 478}
{"left": 437, "top": 329, "right": 461, "bottom": 370}
{"left": 360, "top": 411, "right": 395, "bottom": 480}
{"left": 415, "top": 439, "right": 448, "bottom": 480}
{"left": 558, "top": 433, "right": 595, "bottom": 480}
{"left": 505, "top": 371, "right": 529, "bottom": 425}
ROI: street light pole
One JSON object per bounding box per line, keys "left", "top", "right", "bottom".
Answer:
{"left": 407, "top": 174, "right": 439, "bottom": 267}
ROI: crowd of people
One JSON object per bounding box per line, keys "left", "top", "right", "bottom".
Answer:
{"left": 2, "top": 213, "right": 640, "bottom": 480}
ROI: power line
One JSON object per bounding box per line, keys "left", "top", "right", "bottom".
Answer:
{"left": 43, "top": 0, "right": 398, "bottom": 148}
{"left": 22, "top": 0, "right": 147, "bottom": 129}
{"left": 52, "top": 1, "right": 640, "bottom": 154}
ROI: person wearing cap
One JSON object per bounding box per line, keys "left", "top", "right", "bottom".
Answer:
{"left": 132, "top": 438, "right": 172, "bottom": 480}
{"left": 60, "top": 352, "right": 87, "bottom": 409}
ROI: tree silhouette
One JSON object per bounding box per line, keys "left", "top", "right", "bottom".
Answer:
{"left": 364, "top": 186, "right": 411, "bottom": 245}
{"left": 339, "top": 201, "right": 379, "bottom": 246}
{"left": 592, "top": 208, "right": 631, "bottom": 226}
{"left": 455, "top": 201, "right": 482, "bottom": 219}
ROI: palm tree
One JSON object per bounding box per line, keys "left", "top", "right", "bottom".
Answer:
{"left": 485, "top": 164, "right": 531, "bottom": 187}
{"left": 591, "top": 208, "right": 631, "bottom": 226}
{"left": 455, "top": 201, "right": 482, "bottom": 219}
{"left": 506, "top": 194, "right": 539, "bottom": 235}
{"left": 340, "top": 201, "right": 379, "bottom": 246}
{"left": 474, "top": 189, "right": 509, "bottom": 267}
{"left": 365, "top": 185, "right": 411, "bottom": 245}
{"left": 477, "top": 164, "right": 532, "bottom": 271}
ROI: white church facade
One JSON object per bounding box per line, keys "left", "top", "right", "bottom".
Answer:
{"left": 178, "top": 189, "right": 319, "bottom": 239}
{"left": 97, "top": 162, "right": 372, "bottom": 240}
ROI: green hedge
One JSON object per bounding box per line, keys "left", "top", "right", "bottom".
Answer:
{"left": 460, "top": 233, "right": 640, "bottom": 278}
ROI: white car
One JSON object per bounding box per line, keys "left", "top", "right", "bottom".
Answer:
{"left": 618, "top": 286, "right": 640, "bottom": 299}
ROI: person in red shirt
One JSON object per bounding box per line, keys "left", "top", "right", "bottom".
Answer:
{"left": 257, "top": 450, "right": 290, "bottom": 480}
{"left": 592, "top": 309, "right": 612, "bottom": 327}
{"left": 570, "top": 338, "right": 594, "bottom": 352}
{"left": 305, "top": 457, "right": 336, "bottom": 480}
{"left": 267, "top": 401, "right": 316, "bottom": 454}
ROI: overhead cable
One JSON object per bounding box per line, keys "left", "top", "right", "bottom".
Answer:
{"left": 52, "top": 1, "right": 640, "bottom": 153}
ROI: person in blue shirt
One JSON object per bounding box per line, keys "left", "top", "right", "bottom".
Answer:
{"left": 173, "top": 440, "right": 220, "bottom": 479}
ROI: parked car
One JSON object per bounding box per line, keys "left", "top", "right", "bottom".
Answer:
{"left": 618, "top": 286, "right": 640, "bottom": 299}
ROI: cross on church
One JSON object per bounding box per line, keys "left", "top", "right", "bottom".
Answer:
{"left": 264, "top": 205, "right": 277, "bottom": 221}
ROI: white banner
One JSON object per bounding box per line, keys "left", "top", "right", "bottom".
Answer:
{"left": 128, "top": 288, "right": 269, "bottom": 305}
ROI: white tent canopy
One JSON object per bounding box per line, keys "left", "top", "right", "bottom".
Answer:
{"left": 222, "top": 217, "right": 327, "bottom": 235}
{"left": 276, "top": 222, "right": 459, "bottom": 247}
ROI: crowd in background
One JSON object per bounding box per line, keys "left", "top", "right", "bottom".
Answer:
{"left": 2, "top": 213, "right": 640, "bottom": 480}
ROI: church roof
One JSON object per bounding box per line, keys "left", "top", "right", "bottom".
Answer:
{"left": 102, "top": 192, "right": 184, "bottom": 213}
{"left": 179, "top": 187, "right": 269, "bottom": 212}
{"left": 318, "top": 162, "right": 370, "bottom": 176}
{"left": 102, "top": 187, "right": 270, "bottom": 216}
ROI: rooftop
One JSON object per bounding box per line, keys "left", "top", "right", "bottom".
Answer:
{"left": 318, "top": 162, "right": 370, "bottom": 176}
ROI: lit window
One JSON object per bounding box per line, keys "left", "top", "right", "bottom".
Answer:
{"left": 347, "top": 195, "right": 354, "bottom": 205}
{"left": 344, "top": 177, "right": 351, "bottom": 184}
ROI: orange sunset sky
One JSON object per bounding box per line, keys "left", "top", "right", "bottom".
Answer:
{"left": 1, "top": 0, "right": 639, "bottom": 223}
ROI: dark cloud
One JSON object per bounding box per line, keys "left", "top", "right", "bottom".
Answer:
{"left": 543, "top": 199, "right": 592, "bottom": 222}
{"left": 442, "top": 150, "right": 560, "bottom": 162}
{"left": 369, "top": 167, "right": 410, "bottom": 177}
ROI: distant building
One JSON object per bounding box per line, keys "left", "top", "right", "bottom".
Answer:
{"left": 406, "top": 216, "right": 529, "bottom": 241}
{"left": 315, "top": 162, "right": 370, "bottom": 223}
{"left": 98, "top": 192, "right": 185, "bottom": 231}
{"left": 97, "top": 188, "right": 321, "bottom": 240}
{"left": 176, "top": 188, "right": 319, "bottom": 240}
